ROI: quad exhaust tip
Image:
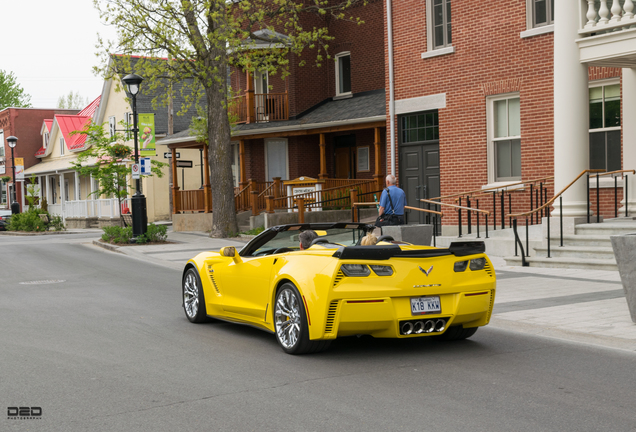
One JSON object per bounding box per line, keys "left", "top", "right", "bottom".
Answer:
{"left": 400, "top": 318, "right": 447, "bottom": 335}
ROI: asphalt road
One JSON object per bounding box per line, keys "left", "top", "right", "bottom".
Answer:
{"left": 1, "top": 234, "right": 635, "bottom": 432}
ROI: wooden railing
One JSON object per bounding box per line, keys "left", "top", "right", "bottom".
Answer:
{"left": 176, "top": 188, "right": 211, "bottom": 213}
{"left": 229, "top": 92, "right": 289, "bottom": 124}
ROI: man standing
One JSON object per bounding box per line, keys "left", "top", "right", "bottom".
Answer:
{"left": 376, "top": 175, "right": 406, "bottom": 226}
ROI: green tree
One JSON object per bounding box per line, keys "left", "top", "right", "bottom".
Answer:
{"left": 0, "top": 70, "right": 32, "bottom": 109}
{"left": 70, "top": 122, "right": 167, "bottom": 227}
{"left": 57, "top": 91, "right": 89, "bottom": 109}
{"left": 93, "top": 0, "right": 366, "bottom": 237}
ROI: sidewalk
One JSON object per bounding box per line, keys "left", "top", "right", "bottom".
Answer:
{"left": 91, "top": 230, "right": 636, "bottom": 352}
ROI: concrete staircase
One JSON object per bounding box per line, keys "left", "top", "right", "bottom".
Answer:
{"left": 504, "top": 219, "right": 636, "bottom": 270}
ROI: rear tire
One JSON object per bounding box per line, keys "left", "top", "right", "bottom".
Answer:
{"left": 182, "top": 268, "right": 208, "bottom": 323}
{"left": 274, "top": 283, "right": 330, "bottom": 355}
{"left": 434, "top": 325, "right": 478, "bottom": 341}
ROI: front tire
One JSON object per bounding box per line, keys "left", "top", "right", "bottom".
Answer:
{"left": 274, "top": 283, "right": 330, "bottom": 355}
{"left": 182, "top": 268, "right": 208, "bottom": 323}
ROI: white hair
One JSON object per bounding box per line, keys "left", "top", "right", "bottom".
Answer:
{"left": 385, "top": 175, "right": 396, "bottom": 185}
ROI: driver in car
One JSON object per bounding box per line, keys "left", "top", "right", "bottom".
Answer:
{"left": 299, "top": 230, "right": 318, "bottom": 250}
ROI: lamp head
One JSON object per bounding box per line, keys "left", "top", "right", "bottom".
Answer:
{"left": 7, "top": 136, "right": 17, "bottom": 148}
{"left": 122, "top": 73, "right": 143, "bottom": 96}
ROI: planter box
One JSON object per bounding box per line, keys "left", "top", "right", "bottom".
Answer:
{"left": 610, "top": 233, "right": 636, "bottom": 323}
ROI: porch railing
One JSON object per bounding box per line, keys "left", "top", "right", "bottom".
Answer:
{"left": 580, "top": 0, "right": 636, "bottom": 36}
{"left": 229, "top": 92, "right": 289, "bottom": 124}
{"left": 48, "top": 198, "right": 131, "bottom": 220}
{"left": 175, "top": 188, "right": 212, "bottom": 213}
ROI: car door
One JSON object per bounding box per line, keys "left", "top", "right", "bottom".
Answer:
{"left": 216, "top": 255, "right": 275, "bottom": 321}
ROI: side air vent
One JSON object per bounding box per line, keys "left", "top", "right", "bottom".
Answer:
{"left": 333, "top": 270, "right": 345, "bottom": 288}
{"left": 325, "top": 300, "right": 339, "bottom": 334}
{"left": 486, "top": 291, "right": 495, "bottom": 323}
{"left": 207, "top": 265, "right": 221, "bottom": 295}
{"left": 483, "top": 262, "right": 494, "bottom": 277}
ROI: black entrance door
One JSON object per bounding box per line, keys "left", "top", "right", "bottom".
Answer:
{"left": 398, "top": 111, "right": 440, "bottom": 224}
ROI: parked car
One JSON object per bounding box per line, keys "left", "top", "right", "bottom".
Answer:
{"left": 0, "top": 210, "right": 12, "bottom": 231}
{"left": 181, "top": 223, "right": 496, "bottom": 354}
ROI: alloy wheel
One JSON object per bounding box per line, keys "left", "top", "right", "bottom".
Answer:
{"left": 275, "top": 288, "right": 302, "bottom": 349}
{"left": 183, "top": 271, "right": 199, "bottom": 319}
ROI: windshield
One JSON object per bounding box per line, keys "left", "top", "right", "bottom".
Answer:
{"left": 246, "top": 226, "right": 367, "bottom": 257}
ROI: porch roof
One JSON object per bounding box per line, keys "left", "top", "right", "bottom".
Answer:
{"left": 23, "top": 157, "right": 98, "bottom": 176}
{"left": 156, "top": 89, "right": 386, "bottom": 146}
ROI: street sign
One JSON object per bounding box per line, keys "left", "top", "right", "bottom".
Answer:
{"left": 140, "top": 157, "right": 151, "bottom": 175}
{"left": 132, "top": 163, "right": 140, "bottom": 179}
{"left": 176, "top": 160, "right": 193, "bottom": 168}
{"left": 164, "top": 152, "right": 181, "bottom": 159}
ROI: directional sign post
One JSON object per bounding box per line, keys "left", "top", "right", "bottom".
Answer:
{"left": 164, "top": 152, "right": 180, "bottom": 159}
{"left": 176, "top": 160, "right": 193, "bottom": 168}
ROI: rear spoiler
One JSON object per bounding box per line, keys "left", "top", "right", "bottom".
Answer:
{"left": 332, "top": 241, "right": 485, "bottom": 260}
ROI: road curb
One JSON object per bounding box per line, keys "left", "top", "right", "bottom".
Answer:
{"left": 92, "top": 240, "right": 122, "bottom": 253}
{"left": 0, "top": 230, "right": 88, "bottom": 236}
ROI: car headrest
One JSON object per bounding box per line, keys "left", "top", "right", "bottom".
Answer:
{"left": 311, "top": 237, "right": 329, "bottom": 246}
{"left": 377, "top": 235, "right": 394, "bottom": 242}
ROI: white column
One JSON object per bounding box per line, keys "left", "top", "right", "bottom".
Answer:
{"left": 20, "top": 181, "right": 25, "bottom": 211}
{"left": 38, "top": 176, "right": 43, "bottom": 206}
{"left": 59, "top": 173, "right": 66, "bottom": 221}
{"left": 45, "top": 174, "right": 51, "bottom": 204}
{"left": 552, "top": 1, "right": 590, "bottom": 217}
{"left": 74, "top": 171, "right": 80, "bottom": 201}
{"left": 621, "top": 68, "right": 636, "bottom": 216}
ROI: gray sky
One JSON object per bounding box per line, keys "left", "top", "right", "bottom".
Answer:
{"left": 1, "top": 0, "right": 118, "bottom": 108}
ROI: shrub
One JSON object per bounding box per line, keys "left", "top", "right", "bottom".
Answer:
{"left": 101, "top": 225, "right": 133, "bottom": 244}
{"left": 144, "top": 223, "right": 168, "bottom": 242}
{"left": 8, "top": 209, "right": 46, "bottom": 232}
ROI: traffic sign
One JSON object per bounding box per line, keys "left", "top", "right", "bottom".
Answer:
{"left": 140, "top": 157, "right": 151, "bottom": 175}
{"left": 132, "top": 163, "right": 140, "bottom": 179}
{"left": 176, "top": 160, "right": 193, "bottom": 168}
{"left": 164, "top": 152, "right": 180, "bottom": 159}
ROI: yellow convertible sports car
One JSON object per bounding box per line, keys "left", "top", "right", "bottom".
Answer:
{"left": 182, "top": 223, "right": 496, "bottom": 354}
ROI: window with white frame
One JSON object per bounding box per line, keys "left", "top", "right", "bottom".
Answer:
{"left": 265, "top": 138, "right": 289, "bottom": 181}
{"left": 0, "top": 181, "right": 5, "bottom": 204}
{"left": 109, "top": 116, "right": 116, "bottom": 141}
{"left": 589, "top": 82, "right": 621, "bottom": 172}
{"left": 335, "top": 52, "right": 351, "bottom": 96}
{"left": 231, "top": 143, "right": 240, "bottom": 187}
{"left": 522, "top": 0, "right": 554, "bottom": 37}
{"left": 488, "top": 94, "right": 521, "bottom": 182}
{"left": 423, "top": 0, "right": 453, "bottom": 58}
{"left": 357, "top": 147, "right": 370, "bottom": 172}
{"left": 44, "top": 132, "right": 49, "bottom": 149}
{"left": 0, "top": 129, "right": 5, "bottom": 157}
{"left": 60, "top": 137, "right": 65, "bottom": 156}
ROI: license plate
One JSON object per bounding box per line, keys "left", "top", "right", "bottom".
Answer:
{"left": 410, "top": 296, "right": 441, "bottom": 315}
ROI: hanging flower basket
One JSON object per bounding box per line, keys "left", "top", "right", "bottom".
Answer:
{"left": 110, "top": 144, "right": 132, "bottom": 159}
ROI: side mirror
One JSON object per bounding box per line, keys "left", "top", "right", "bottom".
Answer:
{"left": 220, "top": 246, "right": 236, "bottom": 257}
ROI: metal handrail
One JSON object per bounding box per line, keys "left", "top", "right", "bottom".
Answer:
{"left": 420, "top": 198, "right": 490, "bottom": 215}
{"left": 507, "top": 169, "right": 604, "bottom": 219}
{"left": 430, "top": 176, "right": 554, "bottom": 201}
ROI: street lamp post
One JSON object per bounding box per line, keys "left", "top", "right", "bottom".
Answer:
{"left": 6, "top": 136, "right": 20, "bottom": 215}
{"left": 121, "top": 74, "right": 147, "bottom": 239}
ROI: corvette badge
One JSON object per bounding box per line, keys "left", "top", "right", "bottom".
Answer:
{"left": 419, "top": 265, "right": 433, "bottom": 277}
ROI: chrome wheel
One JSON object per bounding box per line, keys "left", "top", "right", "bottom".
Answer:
{"left": 183, "top": 271, "right": 199, "bottom": 319}
{"left": 275, "top": 287, "right": 301, "bottom": 349}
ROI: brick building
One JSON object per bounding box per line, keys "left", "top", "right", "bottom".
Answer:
{"left": 160, "top": 0, "right": 388, "bottom": 218}
{"left": 0, "top": 107, "right": 77, "bottom": 211}
{"left": 384, "top": 0, "right": 636, "bottom": 229}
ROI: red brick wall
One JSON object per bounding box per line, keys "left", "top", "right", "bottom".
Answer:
{"left": 385, "top": 1, "right": 624, "bottom": 226}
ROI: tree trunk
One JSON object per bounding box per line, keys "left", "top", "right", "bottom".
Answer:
{"left": 206, "top": 72, "right": 238, "bottom": 237}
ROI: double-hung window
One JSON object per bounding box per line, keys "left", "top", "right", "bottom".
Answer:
{"left": 522, "top": 0, "right": 554, "bottom": 38}
{"left": 423, "top": 0, "right": 453, "bottom": 58}
{"left": 589, "top": 83, "right": 621, "bottom": 172}
{"left": 335, "top": 52, "right": 351, "bottom": 96}
{"left": 60, "top": 138, "right": 65, "bottom": 156}
{"left": 488, "top": 95, "right": 521, "bottom": 182}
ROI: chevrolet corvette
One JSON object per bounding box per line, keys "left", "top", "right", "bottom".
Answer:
{"left": 182, "top": 223, "right": 496, "bottom": 354}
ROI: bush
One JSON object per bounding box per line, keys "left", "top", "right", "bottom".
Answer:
{"left": 7, "top": 208, "right": 64, "bottom": 232}
{"left": 102, "top": 224, "right": 167, "bottom": 245}
{"left": 101, "top": 226, "right": 133, "bottom": 244}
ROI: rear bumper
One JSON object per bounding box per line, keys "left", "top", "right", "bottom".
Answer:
{"left": 320, "top": 288, "right": 495, "bottom": 339}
